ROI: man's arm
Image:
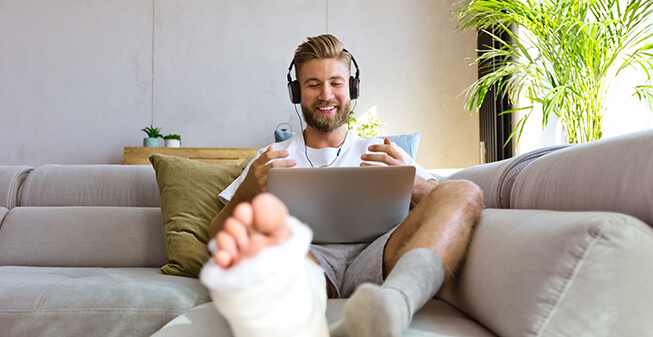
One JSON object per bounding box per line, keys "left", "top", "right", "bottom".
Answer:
{"left": 208, "top": 146, "right": 296, "bottom": 237}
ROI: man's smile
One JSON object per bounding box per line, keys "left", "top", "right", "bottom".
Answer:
{"left": 317, "top": 105, "right": 337, "bottom": 114}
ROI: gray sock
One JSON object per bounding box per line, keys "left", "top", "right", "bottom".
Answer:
{"left": 329, "top": 248, "right": 445, "bottom": 337}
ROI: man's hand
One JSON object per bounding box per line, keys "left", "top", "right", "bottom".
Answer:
{"left": 361, "top": 137, "right": 437, "bottom": 207}
{"left": 360, "top": 137, "right": 405, "bottom": 167}
{"left": 238, "top": 146, "right": 296, "bottom": 201}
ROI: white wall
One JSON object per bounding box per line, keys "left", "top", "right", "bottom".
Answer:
{"left": 0, "top": 0, "right": 479, "bottom": 168}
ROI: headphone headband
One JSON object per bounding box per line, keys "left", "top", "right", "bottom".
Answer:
{"left": 287, "top": 49, "right": 360, "bottom": 104}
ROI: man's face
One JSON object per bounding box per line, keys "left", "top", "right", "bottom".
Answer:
{"left": 297, "top": 58, "right": 352, "bottom": 134}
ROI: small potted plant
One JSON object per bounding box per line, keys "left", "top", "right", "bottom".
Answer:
{"left": 141, "top": 125, "right": 163, "bottom": 147}
{"left": 163, "top": 134, "right": 181, "bottom": 148}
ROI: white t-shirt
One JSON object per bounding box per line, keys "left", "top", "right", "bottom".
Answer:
{"left": 219, "top": 131, "right": 434, "bottom": 205}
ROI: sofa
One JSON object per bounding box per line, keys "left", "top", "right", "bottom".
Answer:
{"left": 1, "top": 129, "right": 652, "bottom": 337}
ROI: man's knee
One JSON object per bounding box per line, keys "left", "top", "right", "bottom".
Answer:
{"left": 433, "top": 179, "right": 484, "bottom": 210}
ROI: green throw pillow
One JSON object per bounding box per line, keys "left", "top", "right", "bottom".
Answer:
{"left": 150, "top": 154, "right": 244, "bottom": 278}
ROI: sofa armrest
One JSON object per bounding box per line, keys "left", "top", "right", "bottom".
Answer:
{"left": 0, "top": 166, "right": 32, "bottom": 209}
{"left": 511, "top": 130, "right": 653, "bottom": 226}
{"left": 0, "top": 207, "right": 7, "bottom": 224}
{"left": 444, "top": 145, "right": 568, "bottom": 208}
{"left": 439, "top": 208, "right": 653, "bottom": 337}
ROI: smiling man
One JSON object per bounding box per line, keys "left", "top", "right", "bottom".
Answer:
{"left": 299, "top": 56, "right": 351, "bottom": 134}
{"left": 201, "top": 35, "right": 484, "bottom": 337}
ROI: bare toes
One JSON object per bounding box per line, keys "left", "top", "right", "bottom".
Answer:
{"left": 232, "top": 202, "right": 254, "bottom": 227}
{"left": 251, "top": 193, "right": 290, "bottom": 239}
{"left": 215, "top": 251, "right": 233, "bottom": 268}
{"left": 215, "top": 231, "right": 238, "bottom": 267}
{"left": 223, "top": 217, "right": 250, "bottom": 250}
{"left": 239, "top": 233, "right": 269, "bottom": 260}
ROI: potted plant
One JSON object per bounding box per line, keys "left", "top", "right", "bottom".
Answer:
{"left": 348, "top": 106, "right": 386, "bottom": 137}
{"left": 163, "top": 134, "right": 181, "bottom": 147}
{"left": 455, "top": 0, "right": 653, "bottom": 144}
{"left": 141, "top": 125, "right": 163, "bottom": 147}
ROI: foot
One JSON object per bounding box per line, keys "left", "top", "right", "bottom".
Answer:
{"left": 342, "top": 283, "right": 408, "bottom": 337}
{"left": 214, "top": 193, "right": 291, "bottom": 268}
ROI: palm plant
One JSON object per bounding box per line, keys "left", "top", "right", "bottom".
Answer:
{"left": 455, "top": 0, "right": 653, "bottom": 144}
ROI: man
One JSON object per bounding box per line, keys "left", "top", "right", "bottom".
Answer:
{"left": 200, "top": 34, "right": 483, "bottom": 337}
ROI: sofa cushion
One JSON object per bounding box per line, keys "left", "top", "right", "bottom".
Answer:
{"left": 0, "top": 166, "right": 32, "bottom": 209}
{"left": 0, "top": 207, "right": 166, "bottom": 267}
{"left": 439, "top": 208, "right": 653, "bottom": 337}
{"left": 150, "top": 154, "right": 244, "bottom": 278}
{"left": 444, "top": 145, "right": 569, "bottom": 208}
{"left": 18, "top": 164, "right": 160, "bottom": 207}
{"left": 0, "top": 267, "right": 210, "bottom": 337}
{"left": 511, "top": 129, "right": 653, "bottom": 226}
{"left": 152, "top": 300, "right": 497, "bottom": 337}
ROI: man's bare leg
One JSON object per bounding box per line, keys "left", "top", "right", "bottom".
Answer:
{"left": 333, "top": 180, "right": 483, "bottom": 337}
{"left": 200, "top": 193, "right": 329, "bottom": 337}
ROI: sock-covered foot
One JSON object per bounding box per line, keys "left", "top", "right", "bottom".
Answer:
{"left": 330, "top": 248, "right": 445, "bottom": 337}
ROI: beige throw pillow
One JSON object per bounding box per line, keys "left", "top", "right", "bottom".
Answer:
{"left": 150, "top": 154, "right": 244, "bottom": 278}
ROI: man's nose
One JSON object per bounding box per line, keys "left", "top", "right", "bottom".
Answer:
{"left": 318, "top": 85, "right": 333, "bottom": 100}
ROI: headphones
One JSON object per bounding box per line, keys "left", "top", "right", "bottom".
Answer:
{"left": 287, "top": 49, "right": 360, "bottom": 104}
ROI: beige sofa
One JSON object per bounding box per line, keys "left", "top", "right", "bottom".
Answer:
{"left": 1, "top": 129, "right": 652, "bottom": 337}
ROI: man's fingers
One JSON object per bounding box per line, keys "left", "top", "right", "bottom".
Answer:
{"left": 258, "top": 149, "right": 291, "bottom": 163}
{"left": 362, "top": 153, "right": 392, "bottom": 164}
{"left": 267, "top": 158, "right": 297, "bottom": 168}
{"left": 367, "top": 145, "right": 401, "bottom": 159}
{"left": 365, "top": 138, "right": 404, "bottom": 165}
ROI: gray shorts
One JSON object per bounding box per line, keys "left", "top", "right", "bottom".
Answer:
{"left": 309, "top": 226, "right": 397, "bottom": 298}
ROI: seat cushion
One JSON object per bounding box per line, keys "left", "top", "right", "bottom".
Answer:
{"left": 0, "top": 267, "right": 211, "bottom": 337}
{"left": 152, "top": 299, "right": 497, "bottom": 337}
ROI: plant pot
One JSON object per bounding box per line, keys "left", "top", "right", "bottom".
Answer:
{"left": 165, "top": 139, "right": 181, "bottom": 148}
{"left": 143, "top": 137, "right": 160, "bottom": 147}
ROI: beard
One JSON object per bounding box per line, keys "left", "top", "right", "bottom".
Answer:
{"left": 301, "top": 100, "right": 351, "bottom": 134}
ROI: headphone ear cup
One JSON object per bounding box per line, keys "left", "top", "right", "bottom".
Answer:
{"left": 288, "top": 80, "right": 301, "bottom": 104}
{"left": 349, "top": 76, "right": 360, "bottom": 100}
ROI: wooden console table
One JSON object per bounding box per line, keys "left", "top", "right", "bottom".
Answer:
{"left": 124, "top": 147, "right": 259, "bottom": 165}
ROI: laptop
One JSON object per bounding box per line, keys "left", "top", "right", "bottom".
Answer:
{"left": 268, "top": 166, "right": 416, "bottom": 243}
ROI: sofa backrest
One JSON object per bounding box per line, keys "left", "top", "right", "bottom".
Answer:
{"left": 0, "top": 164, "right": 167, "bottom": 268}
{"left": 0, "top": 166, "right": 32, "bottom": 209}
{"left": 18, "top": 164, "right": 160, "bottom": 207}
{"left": 511, "top": 129, "right": 653, "bottom": 227}
{"left": 0, "top": 206, "right": 166, "bottom": 267}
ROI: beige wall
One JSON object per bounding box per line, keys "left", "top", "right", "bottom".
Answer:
{"left": 0, "top": 0, "right": 479, "bottom": 169}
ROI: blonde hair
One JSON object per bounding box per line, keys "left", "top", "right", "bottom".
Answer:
{"left": 293, "top": 34, "right": 352, "bottom": 75}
